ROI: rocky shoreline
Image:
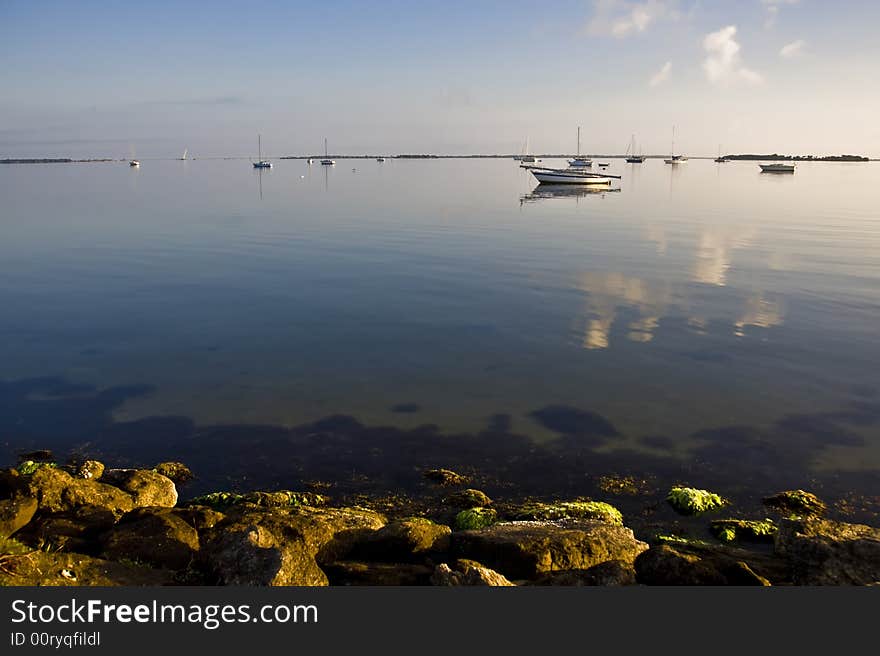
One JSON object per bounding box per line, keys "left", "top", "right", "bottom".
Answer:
{"left": 1, "top": 459, "right": 878, "bottom": 586}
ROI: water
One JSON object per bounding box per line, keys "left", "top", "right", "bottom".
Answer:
{"left": 1, "top": 158, "right": 879, "bottom": 510}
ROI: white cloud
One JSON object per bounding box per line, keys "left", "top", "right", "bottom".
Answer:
{"left": 702, "top": 26, "right": 763, "bottom": 85}
{"left": 761, "top": 0, "right": 801, "bottom": 28}
{"left": 587, "top": 0, "right": 678, "bottom": 38}
{"left": 649, "top": 61, "right": 672, "bottom": 86}
{"left": 779, "top": 39, "right": 806, "bottom": 58}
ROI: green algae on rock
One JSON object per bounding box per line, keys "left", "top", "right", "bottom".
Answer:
{"left": 443, "top": 489, "right": 492, "bottom": 508}
{"left": 710, "top": 519, "right": 777, "bottom": 543}
{"left": 16, "top": 461, "right": 57, "bottom": 476}
{"left": 512, "top": 500, "right": 623, "bottom": 525}
{"left": 454, "top": 507, "right": 498, "bottom": 530}
{"left": 666, "top": 487, "right": 727, "bottom": 516}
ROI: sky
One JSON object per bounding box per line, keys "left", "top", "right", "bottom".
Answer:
{"left": 1, "top": 0, "right": 879, "bottom": 158}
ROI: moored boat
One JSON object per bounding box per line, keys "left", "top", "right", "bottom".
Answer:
{"left": 624, "top": 134, "right": 645, "bottom": 163}
{"left": 568, "top": 126, "right": 592, "bottom": 167}
{"left": 129, "top": 159, "right": 140, "bottom": 167}
{"left": 320, "top": 138, "right": 335, "bottom": 165}
{"left": 523, "top": 165, "right": 616, "bottom": 185}
{"left": 252, "top": 134, "right": 272, "bottom": 168}
{"left": 759, "top": 162, "right": 795, "bottom": 173}
{"left": 664, "top": 126, "right": 687, "bottom": 164}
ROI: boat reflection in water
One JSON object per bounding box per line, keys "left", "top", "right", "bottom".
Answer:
{"left": 520, "top": 183, "right": 620, "bottom": 205}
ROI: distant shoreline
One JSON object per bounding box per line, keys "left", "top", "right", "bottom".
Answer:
{"left": 2, "top": 153, "right": 875, "bottom": 164}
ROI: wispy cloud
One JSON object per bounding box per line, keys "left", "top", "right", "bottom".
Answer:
{"left": 141, "top": 96, "right": 245, "bottom": 106}
{"left": 649, "top": 61, "right": 672, "bottom": 87}
{"left": 761, "top": 0, "right": 801, "bottom": 28}
{"left": 779, "top": 39, "right": 806, "bottom": 58}
{"left": 703, "top": 26, "right": 763, "bottom": 85}
{"left": 586, "top": 0, "right": 679, "bottom": 38}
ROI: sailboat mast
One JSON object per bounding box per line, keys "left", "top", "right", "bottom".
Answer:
{"left": 671, "top": 125, "right": 675, "bottom": 157}
{"left": 258, "top": 134, "right": 262, "bottom": 161}
{"left": 577, "top": 126, "right": 581, "bottom": 156}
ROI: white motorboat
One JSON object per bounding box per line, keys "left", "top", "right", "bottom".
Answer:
{"left": 252, "top": 134, "right": 272, "bottom": 168}
{"left": 320, "top": 138, "right": 335, "bottom": 165}
{"left": 307, "top": 158, "right": 314, "bottom": 164}
{"left": 568, "top": 126, "right": 592, "bottom": 167}
{"left": 759, "top": 162, "right": 795, "bottom": 173}
{"left": 129, "top": 160, "right": 140, "bottom": 167}
{"left": 376, "top": 156, "right": 386, "bottom": 162}
{"left": 523, "top": 165, "right": 616, "bottom": 185}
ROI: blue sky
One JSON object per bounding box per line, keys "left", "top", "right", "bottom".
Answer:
{"left": 2, "top": 0, "right": 879, "bottom": 157}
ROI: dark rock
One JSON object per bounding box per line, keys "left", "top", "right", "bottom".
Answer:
{"left": 101, "top": 507, "right": 200, "bottom": 570}
{"left": 635, "top": 544, "right": 779, "bottom": 585}
{"left": 451, "top": 520, "right": 648, "bottom": 580}
{"left": 531, "top": 560, "right": 637, "bottom": 586}
{"left": 106, "top": 470, "right": 178, "bottom": 508}
{"left": 153, "top": 462, "right": 193, "bottom": 485}
{"left": 763, "top": 490, "right": 826, "bottom": 517}
{"left": 444, "top": 489, "right": 492, "bottom": 508}
{"left": 431, "top": 559, "right": 515, "bottom": 586}
{"left": 353, "top": 518, "right": 450, "bottom": 561}
{"left": 277, "top": 506, "right": 386, "bottom": 564}
{"left": 171, "top": 505, "right": 225, "bottom": 531}
{"left": 423, "top": 469, "right": 467, "bottom": 486}
{"left": 200, "top": 505, "right": 385, "bottom": 586}
{"left": 26, "top": 467, "right": 134, "bottom": 516}
{"left": 635, "top": 545, "right": 728, "bottom": 585}
{"left": 200, "top": 516, "right": 327, "bottom": 586}
{"left": 325, "top": 561, "right": 433, "bottom": 585}
{"left": 0, "top": 550, "right": 175, "bottom": 586}
{"left": 15, "top": 506, "right": 119, "bottom": 554}
{"left": 775, "top": 517, "right": 880, "bottom": 585}
{"left": 0, "top": 496, "right": 37, "bottom": 540}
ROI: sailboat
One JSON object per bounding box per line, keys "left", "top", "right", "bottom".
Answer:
{"left": 625, "top": 134, "right": 645, "bottom": 163}
{"left": 320, "top": 138, "right": 335, "bottom": 165}
{"left": 520, "top": 137, "right": 540, "bottom": 164}
{"left": 180, "top": 148, "right": 188, "bottom": 161}
{"left": 252, "top": 134, "right": 271, "bottom": 168}
{"left": 568, "top": 127, "right": 592, "bottom": 167}
{"left": 664, "top": 126, "right": 688, "bottom": 164}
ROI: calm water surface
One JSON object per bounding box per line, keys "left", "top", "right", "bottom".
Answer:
{"left": 1, "top": 158, "right": 878, "bottom": 505}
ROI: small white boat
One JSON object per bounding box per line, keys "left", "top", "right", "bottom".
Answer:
{"left": 307, "top": 158, "right": 314, "bottom": 164}
{"left": 524, "top": 165, "right": 615, "bottom": 185}
{"left": 376, "top": 157, "right": 386, "bottom": 162}
{"left": 129, "top": 159, "right": 139, "bottom": 167}
{"left": 759, "top": 162, "right": 795, "bottom": 173}
{"left": 252, "top": 134, "right": 272, "bottom": 168}
{"left": 180, "top": 148, "right": 188, "bottom": 161}
{"left": 320, "top": 138, "right": 335, "bottom": 165}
